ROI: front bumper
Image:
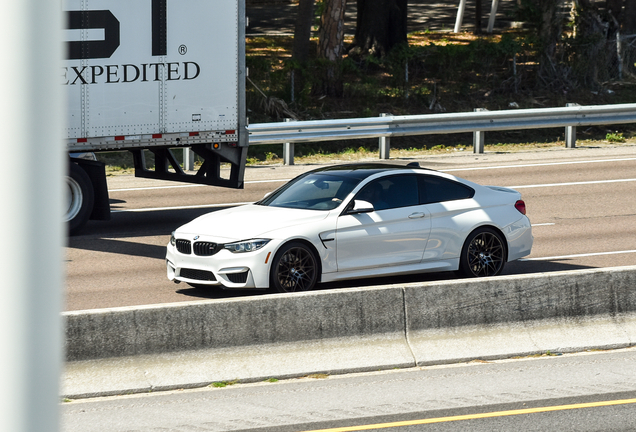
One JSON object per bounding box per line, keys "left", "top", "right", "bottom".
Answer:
{"left": 166, "top": 239, "right": 281, "bottom": 289}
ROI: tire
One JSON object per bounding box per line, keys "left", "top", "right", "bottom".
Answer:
{"left": 67, "top": 163, "right": 94, "bottom": 235}
{"left": 270, "top": 242, "right": 319, "bottom": 293}
{"left": 458, "top": 227, "right": 506, "bottom": 278}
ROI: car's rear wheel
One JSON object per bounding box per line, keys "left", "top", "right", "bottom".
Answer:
{"left": 459, "top": 227, "right": 506, "bottom": 277}
{"left": 270, "top": 242, "right": 319, "bottom": 293}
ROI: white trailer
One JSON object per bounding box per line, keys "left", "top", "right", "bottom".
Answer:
{"left": 63, "top": 0, "right": 248, "bottom": 234}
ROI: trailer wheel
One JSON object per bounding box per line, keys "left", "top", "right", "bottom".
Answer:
{"left": 67, "top": 163, "right": 94, "bottom": 235}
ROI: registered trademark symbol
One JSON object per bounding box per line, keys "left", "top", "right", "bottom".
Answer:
{"left": 179, "top": 45, "right": 187, "bottom": 55}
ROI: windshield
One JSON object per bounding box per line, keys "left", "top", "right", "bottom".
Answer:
{"left": 259, "top": 173, "right": 360, "bottom": 210}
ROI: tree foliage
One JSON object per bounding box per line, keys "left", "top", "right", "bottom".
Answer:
{"left": 516, "top": 0, "right": 636, "bottom": 89}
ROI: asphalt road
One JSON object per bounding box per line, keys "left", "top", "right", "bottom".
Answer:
{"left": 65, "top": 143, "right": 636, "bottom": 311}
{"left": 61, "top": 347, "right": 636, "bottom": 432}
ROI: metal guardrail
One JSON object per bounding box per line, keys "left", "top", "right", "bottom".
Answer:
{"left": 247, "top": 103, "right": 636, "bottom": 163}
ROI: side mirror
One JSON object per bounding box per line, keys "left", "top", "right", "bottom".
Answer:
{"left": 347, "top": 200, "right": 374, "bottom": 214}
{"left": 262, "top": 192, "right": 272, "bottom": 199}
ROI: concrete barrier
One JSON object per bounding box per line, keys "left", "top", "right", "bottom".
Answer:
{"left": 404, "top": 267, "right": 636, "bottom": 365}
{"left": 65, "top": 285, "right": 409, "bottom": 360}
{"left": 62, "top": 266, "right": 636, "bottom": 398}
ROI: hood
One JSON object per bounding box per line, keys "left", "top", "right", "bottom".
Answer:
{"left": 176, "top": 204, "right": 329, "bottom": 242}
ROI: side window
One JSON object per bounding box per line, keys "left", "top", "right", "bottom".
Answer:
{"left": 357, "top": 175, "right": 418, "bottom": 210}
{"left": 418, "top": 175, "right": 474, "bottom": 204}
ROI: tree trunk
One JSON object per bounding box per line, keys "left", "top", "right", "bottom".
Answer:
{"left": 621, "top": 0, "right": 636, "bottom": 76}
{"left": 348, "top": 0, "right": 407, "bottom": 58}
{"left": 318, "top": 0, "right": 346, "bottom": 62}
{"left": 524, "top": 0, "right": 566, "bottom": 86}
{"left": 474, "top": 0, "right": 482, "bottom": 35}
{"left": 292, "top": 0, "right": 315, "bottom": 63}
{"left": 291, "top": 0, "right": 315, "bottom": 99}
{"left": 572, "top": 0, "right": 612, "bottom": 85}
{"left": 624, "top": 0, "right": 636, "bottom": 34}
{"left": 606, "top": 0, "right": 623, "bottom": 21}
{"left": 315, "top": 0, "right": 347, "bottom": 96}
{"left": 539, "top": 0, "right": 564, "bottom": 60}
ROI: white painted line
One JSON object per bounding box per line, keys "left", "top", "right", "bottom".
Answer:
{"left": 110, "top": 184, "right": 206, "bottom": 192}
{"left": 442, "top": 157, "right": 636, "bottom": 173}
{"left": 508, "top": 178, "right": 636, "bottom": 189}
{"left": 521, "top": 250, "right": 636, "bottom": 261}
{"left": 109, "top": 178, "right": 287, "bottom": 192}
{"left": 246, "top": 179, "right": 291, "bottom": 184}
{"left": 108, "top": 157, "right": 636, "bottom": 192}
{"left": 111, "top": 202, "right": 251, "bottom": 213}
{"left": 531, "top": 223, "right": 555, "bottom": 227}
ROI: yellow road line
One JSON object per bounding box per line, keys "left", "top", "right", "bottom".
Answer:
{"left": 301, "top": 398, "right": 636, "bottom": 432}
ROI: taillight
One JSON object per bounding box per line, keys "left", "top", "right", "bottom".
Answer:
{"left": 515, "top": 200, "right": 526, "bottom": 215}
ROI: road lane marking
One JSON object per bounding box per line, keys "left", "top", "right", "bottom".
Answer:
{"left": 522, "top": 250, "right": 636, "bottom": 261}
{"left": 111, "top": 202, "right": 251, "bottom": 213}
{"left": 508, "top": 178, "right": 636, "bottom": 189}
{"left": 442, "top": 157, "right": 636, "bottom": 173}
{"left": 110, "top": 178, "right": 287, "bottom": 192}
{"left": 107, "top": 157, "right": 636, "bottom": 192}
{"left": 110, "top": 184, "right": 206, "bottom": 192}
{"left": 531, "top": 223, "right": 555, "bottom": 226}
{"left": 111, "top": 176, "right": 636, "bottom": 193}
{"left": 300, "top": 398, "right": 636, "bottom": 431}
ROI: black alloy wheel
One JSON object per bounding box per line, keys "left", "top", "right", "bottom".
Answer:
{"left": 459, "top": 227, "right": 506, "bottom": 277}
{"left": 270, "top": 242, "right": 319, "bottom": 293}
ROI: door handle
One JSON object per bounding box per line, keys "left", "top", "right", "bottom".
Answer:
{"left": 408, "top": 212, "right": 426, "bottom": 219}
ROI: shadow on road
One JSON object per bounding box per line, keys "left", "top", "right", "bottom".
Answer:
{"left": 68, "top": 206, "right": 230, "bottom": 242}
{"left": 175, "top": 260, "right": 595, "bottom": 301}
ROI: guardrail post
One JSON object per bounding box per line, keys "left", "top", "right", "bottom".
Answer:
{"left": 379, "top": 113, "right": 391, "bottom": 159}
{"left": 473, "top": 108, "right": 488, "bottom": 153}
{"left": 284, "top": 118, "right": 295, "bottom": 165}
{"left": 183, "top": 148, "right": 194, "bottom": 171}
{"left": 565, "top": 103, "right": 580, "bottom": 149}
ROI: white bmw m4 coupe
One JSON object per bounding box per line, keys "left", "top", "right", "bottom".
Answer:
{"left": 166, "top": 163, "right": 533, "bottom": 292}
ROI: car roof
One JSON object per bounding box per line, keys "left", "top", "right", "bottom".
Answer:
{"left": 307, "top": 163, "right": 435, "bottom": 181}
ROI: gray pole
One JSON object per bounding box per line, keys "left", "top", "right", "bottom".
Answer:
{"left": 183, "top": 148, "right": 195, "bottom": 171}
{"left": 283, "top": 118, "right": 296, "bottom": 165}
{"left": 0, "top": 1, "right": 63, "bottom": 431}
{"left": 473, "top": 108, "right": 488, "bottom": 153}
{"left": 379, "top": 113, "right": 391, "bottom": 159}
{"left": 454, "top": 0, "right": 467, "bottom": 33}
{"left": 566, "top": 103, "right": 580, "bottom": 149}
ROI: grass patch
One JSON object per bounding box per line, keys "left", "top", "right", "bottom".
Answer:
{"left": 606, "top": 132, "right": 626, "bottom": 143}
{"left": 305, "top": 373, "right": 329, "bottom": 379}
{"left": 210, "top": 379, "right": 239, "bottom": 388}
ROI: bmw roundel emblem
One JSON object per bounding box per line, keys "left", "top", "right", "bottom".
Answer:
{"left": 193, "top": 235, "right": 200, "bottom": 240}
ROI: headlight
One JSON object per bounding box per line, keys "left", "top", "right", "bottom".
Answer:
{"left": 224, "top": 239, "right": 270, "bottom": 253}
{"left": 170, "top": 231, "right": 176, "bottom": 246}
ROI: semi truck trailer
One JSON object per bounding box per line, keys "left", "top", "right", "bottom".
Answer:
{"left": 64, "top": 0, "right": 248, "bottom": 234}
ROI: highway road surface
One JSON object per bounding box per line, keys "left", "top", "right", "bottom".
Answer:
{"left": 61, "top": 347, "right": 636, "bottom": 432}
{"left": 65, "top": 143, "right": 636, "bottom": 311}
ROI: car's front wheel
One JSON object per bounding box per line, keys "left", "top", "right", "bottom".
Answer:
{"left": 270, "top": 242, "right": 319, "bottom": 293}
{"left": 458, "top": 227, "right": 506, "bottom": 277}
